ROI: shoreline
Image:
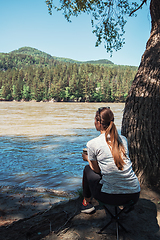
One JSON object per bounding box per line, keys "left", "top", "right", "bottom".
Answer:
{"left": 0, "top": 185, "right": 79, "bottom": 227}
{"left": 0, "top": 186, "right": 160, "bottom": 240}
{"left": 0, "top": 99, "right": 126, "bottom": 103}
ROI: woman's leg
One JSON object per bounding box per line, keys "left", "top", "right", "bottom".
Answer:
{"left": 82, "top": 165, "right": 102, "bottom": 201}
{"left": 81, "top": 165, "right": 102, "bottom": 213}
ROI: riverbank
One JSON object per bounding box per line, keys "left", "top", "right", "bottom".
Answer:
{"left": 0, "top": 186, "right": 160, "bottom": 240}
{"left": 0, "top": 186, "right": 77, "bottom": 227}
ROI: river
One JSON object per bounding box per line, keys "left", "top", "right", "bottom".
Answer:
{"left": 0, "top": 102, "right": 125, "bottom": 202}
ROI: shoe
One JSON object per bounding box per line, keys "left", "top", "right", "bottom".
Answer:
{"left": 81, "top": 199, "right": 95, "bottom": 213}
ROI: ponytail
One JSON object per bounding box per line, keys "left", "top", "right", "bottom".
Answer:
{"left": 96, "top": 107, "right": 126, "bottom": 170}
{"left": 105, "top": 122, "right": 126, "bottom": 170}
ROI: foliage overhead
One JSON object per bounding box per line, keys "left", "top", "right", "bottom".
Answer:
{"left": 45, "top": 0, "right": 144, "bottom": 54}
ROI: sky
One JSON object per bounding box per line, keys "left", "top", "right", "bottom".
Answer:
{"left": 0, "top": 0, "right": 151, "bottom": 66}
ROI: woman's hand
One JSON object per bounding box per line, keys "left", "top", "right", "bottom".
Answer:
{"left": 82, "top": 153, "right": 88, "bottom": 162}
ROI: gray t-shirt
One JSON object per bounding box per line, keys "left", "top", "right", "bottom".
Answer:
{"left": 86, "top": 133, "right": 140, "bottom": 194}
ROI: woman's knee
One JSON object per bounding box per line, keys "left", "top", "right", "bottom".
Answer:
{"left": 83, "top": 165, "right": 91, "bottom": 175}
{"left": 84, "top": 165, "right": 91, "bottom": 171}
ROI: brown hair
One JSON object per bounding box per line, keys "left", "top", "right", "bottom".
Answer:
{"left": 96, "top": 107, "right": 126, "bottom": 170}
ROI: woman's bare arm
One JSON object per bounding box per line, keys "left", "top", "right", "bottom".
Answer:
{"left": 82, "top": 153, "right": 100, "bottom": 173}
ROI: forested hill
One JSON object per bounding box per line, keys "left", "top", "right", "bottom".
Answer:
{"left": 0, "top": 47, "right": 114, "bottom": 70}
{"left": 10, "top": 47, "right": 54, "bottom": 59}
{"left": 0, "top": 47, "right": 138, "bottom": 102}
{"left": 11, "top": 47, "right": 114, "bottom": 65}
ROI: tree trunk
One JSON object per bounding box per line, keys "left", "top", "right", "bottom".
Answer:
{"left": 121, "top": 0, "right": 160, "bottom": 187}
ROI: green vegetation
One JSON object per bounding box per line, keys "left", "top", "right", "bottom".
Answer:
{"left": 46, "top": 0, "right": 139, "bottom": 54}
{"left": 0, "top": 47, "right": 137, "bottom": 102}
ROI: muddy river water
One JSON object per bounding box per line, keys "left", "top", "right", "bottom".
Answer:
{"left": 0, "top": 102, "right": 125, "bottom": 202}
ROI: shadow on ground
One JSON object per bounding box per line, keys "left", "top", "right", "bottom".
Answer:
{"left": 0, "top": 188, "right": 160, "bottom": 240}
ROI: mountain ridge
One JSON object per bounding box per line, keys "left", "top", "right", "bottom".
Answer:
{"left": 9, "top": 47, "right": 114, "bottom": 65}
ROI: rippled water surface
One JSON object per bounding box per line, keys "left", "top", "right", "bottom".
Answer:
{"left": 0, "top": 102, "right": 124, "bottom": 199}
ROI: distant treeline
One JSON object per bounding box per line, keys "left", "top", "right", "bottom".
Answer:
{"left": 0, "top": 47, "right": 137, "bottom": 102}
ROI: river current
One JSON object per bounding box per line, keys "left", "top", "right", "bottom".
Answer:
{"left": 0, "top": 102, "right": 124, "bottom": 202}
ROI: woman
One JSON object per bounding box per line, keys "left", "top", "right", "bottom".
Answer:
{"left": 81, "top": 107, "right": 140, "bottom": 213}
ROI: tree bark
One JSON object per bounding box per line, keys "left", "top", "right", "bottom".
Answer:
{"left": 121, "top": 0, "right": 160, "bottom": 187}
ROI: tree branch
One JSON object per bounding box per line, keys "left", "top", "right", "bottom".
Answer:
{"left": 129, "top": 0, "right": 147, "bottom": 16}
